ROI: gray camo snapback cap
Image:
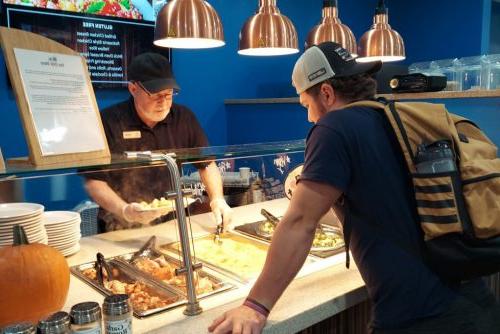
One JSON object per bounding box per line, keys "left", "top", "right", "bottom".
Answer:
{"left": 292, "top": 42, "right": 382, "bottom": 94}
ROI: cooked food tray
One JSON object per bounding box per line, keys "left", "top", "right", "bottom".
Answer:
{"left": 116, "top": 250, "right": 236, "bottom": 299}
{"left": 71, "top": 259, "right": 185, "bottom": 318}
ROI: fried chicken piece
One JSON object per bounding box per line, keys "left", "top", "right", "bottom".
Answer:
{"left": 82, "top": 268, "right": 96, "bottom": 280}
{"left": 134, "top": 258, "right": 160, "bottom": 274}
{"left": 104, "top": 280, "right": 127, "bottom": 294}
{"left": 152, "top": 266, "right": 174, "bottom": 280}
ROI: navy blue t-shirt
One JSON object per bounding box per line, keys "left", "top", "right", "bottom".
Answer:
{"left": 300, "top": 105, "right": 455, "bottom": 329}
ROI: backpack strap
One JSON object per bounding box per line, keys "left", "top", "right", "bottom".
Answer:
{"left": 338, "top": 100, "right": 402, "bottom": 268}
{"left": 338, "top": 100, "right": 425, "bottom": 269}
{"left": 386, "top": 102, "right": 417, "bottom": 166}
{"left": 341, "top": 100, "right": 417, "bottom": 171}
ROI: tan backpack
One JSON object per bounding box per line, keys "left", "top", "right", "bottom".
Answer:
{"left": 344, "top": 100, "right": 500, "bottom": 280}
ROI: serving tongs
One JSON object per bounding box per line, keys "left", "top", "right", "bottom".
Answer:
{"left": 95, "top": 252, "right": 114, "bottom": 285}
{"left": 254, "top": 209, "right": 279, "bottom": 238}
{"left": 129, "top": 236, "right": 157, "bottom": 263}
{"left": 260, "top": 208, "right": 325, "bottom": 234}
{"left": 213, "top": 222, "right": 224, "bottom": 245}
{"left": 260, "top": 209, "right": 280, "bottom": 227}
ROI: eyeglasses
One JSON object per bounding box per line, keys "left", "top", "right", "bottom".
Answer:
{"left": 134, "top": 81, "right": 178, "bottom": 98}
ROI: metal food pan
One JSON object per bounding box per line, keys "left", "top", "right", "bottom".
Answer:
{"left": 70, "top": 259, "right": 185, "bottom": 318}
{"left": 234, "top": 221, "right": 345, "bottom": 259}
{"left": 116, "top": 250, "right": 236, "bottom": 299}
{"left": 161, "top": 232, "right": 276, "bottom": 283}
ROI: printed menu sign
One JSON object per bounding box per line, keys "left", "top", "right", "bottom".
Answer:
{"left": 14, "top": 48, "right": 106, "bottom": 156}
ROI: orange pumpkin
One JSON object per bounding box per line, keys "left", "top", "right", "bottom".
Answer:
{"left": 0, "top": 225, "right": 70, "bottom": 327}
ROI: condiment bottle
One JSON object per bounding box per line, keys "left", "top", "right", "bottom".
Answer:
{"left": 38, "top": 311, "right": 71, "bottom": 334}
{"left": 70, "top": 302, "right": 102, "bottom": 334}
{"left": 1, "top": 323, "right": 36, "bottom": 334}
{"left": 102, "top": 294, "right": 132, "bottom": 334}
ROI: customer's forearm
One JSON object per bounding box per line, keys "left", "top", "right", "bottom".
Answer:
{"left": 248, "top": 212, "right": 316, "bottom": 310}
{"left": 247, "top": 180, "right": 341, "bottom": 311}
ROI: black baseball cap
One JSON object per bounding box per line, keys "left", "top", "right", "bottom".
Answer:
{"left": 128, "top": 52, "right": 180, "bottom": 93}
{"left": 292, "top": 42, "right": 382, "bottom": 94}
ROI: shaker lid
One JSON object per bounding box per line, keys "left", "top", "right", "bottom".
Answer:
{"left": 70, "top": 302, "right": 102, "bottom": 325}
{"left": 38, "top": 312, "right": 70, "bottom": 333}
{"left": 1, "top": 323, "right": 36, "bottom": 334}
{"left": 103, "top": 294, "right": 131, "bottom": 315}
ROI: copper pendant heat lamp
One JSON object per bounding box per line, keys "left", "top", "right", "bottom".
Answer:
{"left": 357, "top": 0, "right": 405, "bottom": 62}
{"left": 305, "top": 0, "right": 357, "bottom": 55}
{"left": 238, "top": 0, "right": 298, "bottom": 56}
{"left": 154, "top": 0, "right": 225, "bottom": 49}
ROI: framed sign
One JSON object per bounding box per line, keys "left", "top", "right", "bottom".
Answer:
{"left": 0, "top": 27, "right": 110, "bottom": 166}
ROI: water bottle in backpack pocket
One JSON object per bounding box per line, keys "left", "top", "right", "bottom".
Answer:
{"left": 415, "top": 140, "right": 457, "bottom": 174}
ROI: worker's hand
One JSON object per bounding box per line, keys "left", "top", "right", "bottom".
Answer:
{"left": 121, "top": 203, "right": 166, "bottom": 225}
{"left": 210, "top": 198, "right": 233, "bottom": 231}
{"left": 208, "top": 305, "right": 267, "bottom": 334}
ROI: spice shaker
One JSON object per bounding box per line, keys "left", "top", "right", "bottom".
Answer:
{"left": 1, "top": 323, "right": 36, "bottom": 334}
{"left": 70, "top": 302, "right": 102, "bottom": 334}
{"left": 102, "top": 294, "right": 132, "bottom": 334}
{"left": 38, "top": 311, "right": 71, "bottom": 334}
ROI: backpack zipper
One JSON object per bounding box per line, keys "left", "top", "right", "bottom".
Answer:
{"left": 463, "top": 173, "right": 500, "bottom": 185}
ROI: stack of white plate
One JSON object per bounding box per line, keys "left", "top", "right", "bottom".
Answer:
{"left": 0, "top": 202, "right": 47, "bottom": 246}
{"left": 43, "top": 211, "right": 81, "bottom": 257}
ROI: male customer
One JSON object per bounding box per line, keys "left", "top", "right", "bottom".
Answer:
{"left": 208, "top": 42, "right": 500, "bottom": 334}
{"left": 85, "top": 52, "right": 231, "bottom": 232}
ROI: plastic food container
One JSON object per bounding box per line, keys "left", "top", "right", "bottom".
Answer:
{"left": 459, "top": 55, "right": 488, "bottom": 91}
{"left": 485, "top": 54, "right": 500, "bottom": 90}
{"left": 430, "top": 58, "right": 462, "bottom": 91}
{"left": 408, "top": 61, "right": 433, "bottom": 75}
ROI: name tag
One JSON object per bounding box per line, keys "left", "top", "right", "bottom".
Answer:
{"left": 123, "top": 131, "right": 141, "bottom": 139}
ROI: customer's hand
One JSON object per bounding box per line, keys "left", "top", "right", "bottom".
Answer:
{"left": 121, "top": 203, "right": 166, "bottom": 225}
{"left": 210, "top": 198, "right": 233, "bottom": 231}
{"left": 208, "top": 305, "right": 267, "bottom": 334}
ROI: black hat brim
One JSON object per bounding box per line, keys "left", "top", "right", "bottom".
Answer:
{"left": 337, "top": 60, "right": 382, "bottom": 78}
{"left": 141, "top": 78, "right": 180, "bottom": 93}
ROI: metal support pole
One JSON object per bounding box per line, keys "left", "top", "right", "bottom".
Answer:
{"left": 162, "top": 154, "right": 202, "bottom": 316}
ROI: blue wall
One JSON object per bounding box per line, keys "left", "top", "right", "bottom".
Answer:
{"left": 443, "top": 98, "right": 500, "bottom": 146}
{"left": 492, "top": 1, "right": 500, "bottom": 53}
{"left": 227, "top": 103, "right": 310, "bottom": 145}
{"left": 390, "top": 0, "right": 489, "bottom": 64}
{"left": 0, "top": 1, "right": 498, "bottom": 209}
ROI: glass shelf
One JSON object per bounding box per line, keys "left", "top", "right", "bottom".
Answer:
{"left": 0, "top": 140, "right": 306, "bottom": 180}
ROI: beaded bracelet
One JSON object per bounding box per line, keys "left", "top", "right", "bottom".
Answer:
{"left": 243, "top": 297, "right": 270, "bottom": 318}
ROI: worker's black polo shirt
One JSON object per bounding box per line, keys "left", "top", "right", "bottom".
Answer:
{"left": 86, "top": 98, "right": 209, "bottom": 230}
{"left": 103, "top": 98, "right": 208, "bottom": 153}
